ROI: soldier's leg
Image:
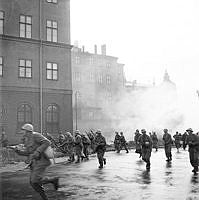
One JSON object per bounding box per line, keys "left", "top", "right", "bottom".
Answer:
{"left": 97, "top": 150, "right": 103, "bottom": 168}
{"left": 30, "top": 166, "right": 49, "bottom": 200}
{"left": 145, "top": 151, "right": 151, "bottom": 170}
{"left": 124, "top": 144, "right": 129, "bottom": 153}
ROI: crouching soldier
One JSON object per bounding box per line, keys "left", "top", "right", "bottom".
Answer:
{"left": 138, "top": 129, "right": 152, "bottom": 170}
{"left": 94, "top": 130, "right": 106, "bottom": 169}
{"left": 186, "top": 128, "right": 199, "bottom": 174}
{"left": 14, "top": 124, "right": 59, "bottom": 200}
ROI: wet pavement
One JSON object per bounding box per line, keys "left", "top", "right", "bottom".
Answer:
{"left": 1, "top": 148, "right": 199, "bottom": 200}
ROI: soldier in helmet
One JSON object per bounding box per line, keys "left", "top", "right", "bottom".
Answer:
{"left": 138, "top": 129, "right": 152, "bottom": 170}
{"left": 120, "top": 132, "right": 129, "bottom": 153}
{"left": 134, "top": 129, "right": 142, "bottom": 158}
{"left": 114, "top": 132, "right": 121, "bottom": 153}
{"left": 163, "top": 129, "right": 173, "bottom": 162}
{"left": 173, "top": 131, "right": 181, "bottom": 152}
{"left": 74, "top": 130, "right": 84, "bottom": 163}
{"left": 186, "top": 128, "right": 199, "bottom": 174}
{"left": 93, "top": 130, "right": 106, "bottom": 169}
{"left": 14, "top": 123, "right": 59, "bottom": 200}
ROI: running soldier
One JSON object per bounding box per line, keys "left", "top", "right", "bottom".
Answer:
{"left": 114, "top": 132, "right": 121, "bottom": 153}
{"left": 163, "top": 129, "right": 173, "bottom": 162}
{"left": 14, "top": 124, "right": 59, "bottom": 200}
{"left": 138, "top": 129, "right": 152, "bottom": 170}
{"left": 74, "top": 130, "right": 84, "bottom": 163}
{"left": 181, "top": 132, "right": 188, "bottom": 150}
{"left": 93, "top": 130, "right": 106, "bottom": 169}
{"left": 152, "top": 132, "right": 158, "bottom": 151}
{"left": 81, "top": 133, "right": 91, "bottom": 160}
{"left": 173, "top": 131, "right": 181, "bottom": 152}
{"left": 120, "top": 132, "right": 129, "bottom": 153}
{"left": 186, "top": 128, "right": 199, "bottom": 174}
{"left": 64, "top": 132, "right": 75, "bottom": 162}
{"left": 134, "top": 129, "right": 142, "bottom": 158}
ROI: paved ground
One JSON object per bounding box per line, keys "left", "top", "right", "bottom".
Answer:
{"left": 1, "top": 148, "right": 199, "bottom": 200}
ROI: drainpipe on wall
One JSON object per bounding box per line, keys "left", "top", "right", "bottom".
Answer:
{"left": 39, "top": 0, "right": 43, "bottom": 133}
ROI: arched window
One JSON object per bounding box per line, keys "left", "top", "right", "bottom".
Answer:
{"left": 45, "top": 104, "right": 59, "bottom": 135}
{"left": 17, "top": 104, "right": 32, "bottom": 131}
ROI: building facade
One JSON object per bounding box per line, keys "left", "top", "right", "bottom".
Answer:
{"left": 0, "top": 0, "right": 73, "bottom": 144}
{"left": 72, "top": 44, "right": 125, "bottom": 137}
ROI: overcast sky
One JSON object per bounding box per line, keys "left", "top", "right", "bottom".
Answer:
{"left": 70, "top": 0, "right": 199, "bottom": 94}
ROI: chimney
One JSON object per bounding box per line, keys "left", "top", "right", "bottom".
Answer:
{"left": 101, "top": 44, "right": 106, "bottom": 55}
{"left": 94, "top": 45, "right": 97, "bottom": 54}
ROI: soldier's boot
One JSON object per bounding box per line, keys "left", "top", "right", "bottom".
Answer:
{"left": 30, "top": 182, "right": 49, "bottom": 200}
{"left": 146, "top": 162, "right": 150, "bottom": 170}
{"left": 42, "top": 177, "right": 59, "bottom": 190}
{"left": 103, "top": 158, "right": 106, "bottom": 165}
{"left": 75, "top": 157, "right": 80, "bottom": 163}
{"left": 71, "top": 154, "right": 75, "bottom": 162}
{"left": 99, "top": 163, "right": 103, "bottom": 169}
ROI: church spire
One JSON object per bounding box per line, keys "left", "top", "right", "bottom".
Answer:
{"left": 163, "top": 70, "right": 170, "bottom": 82}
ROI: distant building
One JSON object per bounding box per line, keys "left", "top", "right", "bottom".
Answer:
{"left": 72, "top": 44, "right": 125, "bottom": 135}
{"left": 0, "top": 0, "right": 73, "bottom": 143}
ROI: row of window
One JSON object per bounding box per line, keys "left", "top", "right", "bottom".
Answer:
{"left": 74, "top": 72, "right": 111, "bottom": 84}
{"left": 0, "top": 56, "right": 58, "bottom": 80}
{"left": 17, "top": 104, "right": 59, "bottom": 133}
{"left": 73, "top": 56, "right": 112, "bottom": 67}
{"left": 0, "top": 11, "right": 58, "bottom": 42}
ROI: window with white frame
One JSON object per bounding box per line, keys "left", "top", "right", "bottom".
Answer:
{"left": 18, "top": 59, "right": 32, "bottom": 78}
{"left": 106, "top": 75, "right": 111, "bottom": 84}
{"left": 0, "top": 11, "right": 4, "bottom": 34}
{"left": 0, "top": 57, "right": 3, "bottom": 77}
{"left": 47, "top": 20, "right": 57, "bottom": 42}
{"left": 75, "top": 56, "right": 80, "bottom": 64}
{"left": 46, "top": 0, "right": 57, "bottom": 3}
{"left": 20, "top": 15, "right": 32, "bottom": 38}
{"left": 98, "top": 74, "right": 103, "bottom": 84}
{"left": 89, "top": 56, "right": 94, "bottom": 65}
{"left": 46, "top": 62, "right": 58, "bottom": 80}
{"left": 74, "top": 72, "right": 81, "bottom": 81}
{"left": 106, "top": 63, "right": 111, "bottom": 68}
{"left": 89, "top": 72, "right": 94, "bottom": 82}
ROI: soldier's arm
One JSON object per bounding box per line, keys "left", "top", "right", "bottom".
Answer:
{"left": 15, "top": 148, "right": 30, "bottom": 156}
{"left": 34, "top": 133, "right": 51, "bottom": 154}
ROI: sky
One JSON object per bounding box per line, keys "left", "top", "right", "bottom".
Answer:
{"left": 70, "top": 0, "right": 199, "bottom": 93}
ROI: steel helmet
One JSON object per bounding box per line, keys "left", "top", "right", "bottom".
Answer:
{"left": 186, "top": 128, "right": 193, "bottom": 132}
{"left": 21, "top": 123, "right": 33, "bottom": 132}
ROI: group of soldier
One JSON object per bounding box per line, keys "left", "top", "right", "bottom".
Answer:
{"left": 134, "top": 128, "right": 199, "bottom": 174}
{"left": 8, "top": 123, "right": 199, "bottom": 200}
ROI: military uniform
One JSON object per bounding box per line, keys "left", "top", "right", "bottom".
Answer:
{"left": 16, "top": 130, "right": 58, "bottom": 200}
{"left": 163, "top": 130, "right": 173, "bottom": 161}
{"left": 181, "top": 132, "right": 188, "bottom": 150}
{"left": 120, "top": 132, "right": 129, "bottom": 153}
{"left": 134, "top": 131, "right": 142, "bottom": 156}
{"left": 81, "top": 133, "right": 91, "bottom": 160}
{"left": 94, "top": 131, "right": 106, "bottom": 168}
{"left": 173, "top": 132, "right": 181, "bottom": 152}
{"left": 74, "top": 132, "right": 84, "bottom": 163}
{"left": 114, "top": 132, "right": 121, "bottom": 153}
{"left": 186, "top": 128, "right": 199, "bottom": 173}
{"left": 152, "top": 132, "right": 158, "bottom": 151}
{"left": 138, "top": 131, "right": 152, "bottom": 170}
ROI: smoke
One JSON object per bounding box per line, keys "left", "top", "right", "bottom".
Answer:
{"left": 102, "top": 81, "right": 199, "bottom": 140}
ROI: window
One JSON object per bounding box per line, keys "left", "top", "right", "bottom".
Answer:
{"left": 17, "top": 104, "right": 32, "bottom": 130}
{"left": 89, "top": 73, "right": 94, "bottom": 82}
{"left": 0, "top": 11, "right": 4, "bottom": 34}
{"left": 47, "top": 20, "right": 57, "bottom": 42}
{"left": 74, "top": 72, "right": 81, "bottom": 82}
{"left": 20, "top": 15, "right": 32, "bottom": 38}
{"left": 0, "top": 57, "right": 3, "bottom": 77}
{"left": 46, "top": 104, "right": 59, "bottom": 135}
{"left": 106, "top": 75, "right": 111, "bottom": 84}
{"left": 75, "top": 56, "right": 80, "bottom": 64}
{"left": 46, "top": 62, "right": 58, "bottom": 80}
{"left": 88, "top": 111, "right": 94, "bottom": 120}
{"left": 98, "top": 74, "right": 103, "bottom": 84}
{"left": 89, "top": 57, "right": 94, "bottom": 65}
{"left": 47, "top": 0, "right": 57, "bottom": 3}
{"left": 106, "top": 63, "right": 111, "bottom": 68}
{"left": 19, "top": 59, "right": 32, "bottom": 78}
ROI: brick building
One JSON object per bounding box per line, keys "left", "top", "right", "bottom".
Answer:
{"left": 0, "top": 0, "right": 73, "bottom": 144}
{"left": 72, "top": 44, "right": 125, "bottom": 137}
